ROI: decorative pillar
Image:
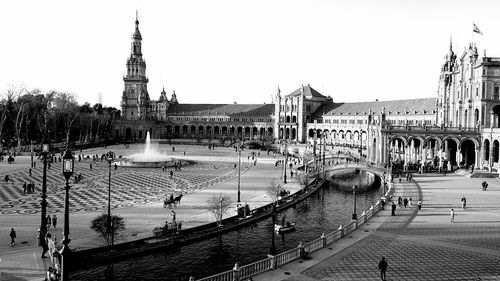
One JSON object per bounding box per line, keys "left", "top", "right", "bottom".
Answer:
{"left": 489, "top": 139, "right": 494, "bottom": 171}
{"left": 457, "top": 149, "right": 462, "bottom": 166}
{"left": 475, "top": 146, "right": 480, "bottom": 170}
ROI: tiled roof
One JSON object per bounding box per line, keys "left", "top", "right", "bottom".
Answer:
{"left": 318, "top": 98, "right": 437, "bottom": 116}
{"left": 166, "top": 104, "right": 274, "bottom": 116}
{"left": 286, "top": 85, "right": 326, "bottom": 99}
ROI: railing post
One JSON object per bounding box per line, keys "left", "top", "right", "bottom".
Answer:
{"left": 362, "top": 211, "right": 366, "bottom": 223}
{"left": 189, "top": 277, "right": 195, "bottom": 281}
{"left": 233, "top": 262, "right": 240, "bottom": 281}
{"left": 298, "top": 241, "right": 306, "bottom": 259}
{"left": 267, "top": 254, "right": 277, "bottom": 270}
{"left": 338, "top": 224, "right": 344, "bottom": 238}
{"left": 321, "top": 233, "right": 326, "bottom": 248}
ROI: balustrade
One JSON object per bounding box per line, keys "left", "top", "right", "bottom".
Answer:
{"left": 239, "top": 258, "right": 272, "bottom": 280}
{"left": 303, "top": 237, "right": 324, "bottom": 253}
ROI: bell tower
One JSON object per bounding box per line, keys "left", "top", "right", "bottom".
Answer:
{"left": 121, "top": 11, "right": 150, "bottom": 120}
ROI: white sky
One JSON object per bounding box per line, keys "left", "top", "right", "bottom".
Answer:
{"left": 2, "top": 0, "right": 500, "bottom": 109}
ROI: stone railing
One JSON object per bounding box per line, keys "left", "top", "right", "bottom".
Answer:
{"left": 192, "top": 183, "right": 394, "bottom": 281}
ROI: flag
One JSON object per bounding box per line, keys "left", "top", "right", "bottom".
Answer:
{"left": 473, "top": 23, "right": 483, "bottom": 35}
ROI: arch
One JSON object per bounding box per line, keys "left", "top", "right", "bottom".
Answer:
{"left": 221, "top": 126, "right": 227, "bottom": 135}
{"left": 291, "top": 128, "right": 297, "bottom": 140}
{"left": 353, "top": 130, "right": 359, "bottom": 141}
{"left": 280, "top": 128, "right": 284, "bottom": 139}
{"left": 459, "top": 137, "right": 479, "bottom": 148}
{"left": 308, "top": 129, "right": 315, "bottom": 138}
{"left": 474, "top": 108, "right": 479, "bottom": 126}
{"left": 491, "top": 105, "right": 500, "bottom": 128}
{"left": 166, "top": 126, "right": 172, "bottom": 134}
{"left": 214, "top": 126, "right": 220, "bottom": 135}
{"left": 237, "top": 127, "right": 243, "bottom": 137}
{"left": 390, "top": 135, "right": 408, "bottom": 147}
{"left": 407, "top": 136, "right": 425, "bottom": 145}
{"left": 345, "top": 130, "right": 352, "bottom": 140}
{"left": 206, "top": 126, "right": 212, "bottom": 135}
{"left": 182, "top": 125, "right": 188, "bottom": 134}
{"left": 285, "top": 128, "right": 290, "bottom": 139}
{"left": 125, "top": 127, "right": 132, "bottom": 139}
{"left": 424, "top": 136, "right": 442, "bottom": 148}
{"left": 286, "top": 116, "right": 291, "bottom": 123}
{"left": 190, "top": 125, "right": 196, "bottom": 134}
{"left": 484, "top": 139, "right": 490, "bottom": 162}
{"left": 252, "top": 127, "right": 258, "bottom": 137}
{"left": 260, "top": 127, "right": 265, "bottom": 136}
{"left": 292, "top": 115, "right": 297, "bottom": 123}
{"left": 198, "top": 125, "right": 204, "bottom": 135}
{"left": 267, "top": 127, "right": 273, "bottom": 136}
{"left": 174, "top": 125, "right": 180, "bottom": 134}
{"left": 442, "top": 136, "right": 460, "bottom": 147}
{"left": 460, "top": 139, "right": 476, "bottom": 167}
{"left": 323, "top": 129, "right": 330, "bottom": 140}
{"left": 493, "top": 140, "right": 499, "bottom": 163}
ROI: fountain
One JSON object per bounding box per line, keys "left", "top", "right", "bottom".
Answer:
{"left": 119, "top": 131, "right": 176, "bottom": 167}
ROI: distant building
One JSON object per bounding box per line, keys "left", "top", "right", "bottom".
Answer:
{"left": 116, "top": 15, "right": 500, "bottom": 172}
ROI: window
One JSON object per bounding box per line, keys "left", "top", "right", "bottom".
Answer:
{"left": 476, "top": 87, "right": 478, "bottom": 97}
{"left": 332, "top": 119, "right": 339, "bottom": 124}
{"left": 341, "top": 120, "right": 347, "bottom": 124}
{"left": 495, "top": 86, "right": 499, "bottom": 100}
{"left": 349, "top": 120, "right": 355, "bottom": 124}
{"left": 357, "top": 120, "right": 364, "bottom": 124}
{"left": 482, "top": 82, "right": 486, "bottom": 99}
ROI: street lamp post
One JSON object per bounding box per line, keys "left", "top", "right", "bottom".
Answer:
{"left": 283, "top": 141, "right": 288, "bottom": 184}
{"left": 106, "top": 151, "right": 115, "bottom": 245}
{"left": 237, "top": 141, "right": 241, "bottom": 203}
{"left": 351, "top": 185, "right": 357, "bottom": 221}
{"left": 270, "top": 202, "right": 277, "bottom": 255}
{"left": 39, "top": 144, "right": 49, "bottom": 256}
{"left": 61, "top": 149, "right": 74, "bottom": 281}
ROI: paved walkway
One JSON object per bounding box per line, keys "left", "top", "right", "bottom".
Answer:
{"left": 254, "top": 174, "right": 500, "bottom": 281}
{"left": 0, "top": 144, "right": 302, "bottom": 281}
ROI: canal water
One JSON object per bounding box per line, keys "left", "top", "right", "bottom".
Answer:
{"left": 71, "top": 170, "right": 381, "bottom": 281}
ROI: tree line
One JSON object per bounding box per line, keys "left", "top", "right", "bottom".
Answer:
{"left": 0, "top": 85, "right": 120, "bottom": 152}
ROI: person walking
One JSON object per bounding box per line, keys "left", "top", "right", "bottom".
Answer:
{"left": 418, "top": 199, "right": 422, "bottom": 210}
{"left": 378, "top": 256, "right": 388, "bottom": 281}
{"left": 171, "top": 210, "right": 176, "bottom": 224}
{"left": 9, "top": 228, "right": 16, "bottom": 245}
{"left": 461, "top": 196, "right": 467, "bottom": 210}
{"left": 403, "top": 197, "right": 408, "bottom": 208}
{"left": 450, "top": 208, "right": 455, "bottom": 223}
{"left": 46, "top": 215, "right": 51, "bottom": 229}
{"left": 170, "top": 170, "right": 173, "bottom": 179}
{"left": 391, "top": 202, "right": 396, "bottom": 216}
{"left": 52, "top": 215, "right": 58, "bottom": 229}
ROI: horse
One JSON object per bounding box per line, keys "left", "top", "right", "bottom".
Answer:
{"left": 174, "top": 194, "right": 183, "bottom": 204}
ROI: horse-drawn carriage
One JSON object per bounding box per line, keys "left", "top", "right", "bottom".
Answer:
{"left": 163, "top": 194, "right": 183, "bottom": 208}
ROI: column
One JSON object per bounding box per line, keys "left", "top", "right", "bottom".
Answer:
{"left": 475, "top": 147, "right": 480, "bottom": 170}
{"left": 438, "top": 146, "right": 443, "bottom": 172}
{"left": 489, "top": 140, "right": 493, "bottom": 171}
{"left": 457, "top": 149, "right": 461, "bottom": 166}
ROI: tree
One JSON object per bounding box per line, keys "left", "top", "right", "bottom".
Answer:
{"left": 52, "top": 92, "right": 80, "bottom": 146}
{"left": 90, "top": 214, "right": 126, "bottom": 246}
{"left": 267, "top": 180, "right": 283, "bottom": 203}
{"left": 207, "top": 194, "right": 232, "bottom": 226}
{"left": 35, "top": 91, "right": 55, "bottom": 144}
{"left": 297, "top": 171, "right": 309, "bottom": 190}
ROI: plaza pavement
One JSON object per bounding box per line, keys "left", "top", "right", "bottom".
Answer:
{"left": 0, "top": 144, "right": 301, "bottom": 281}
{"left": 253, "top": 173, "right": 500, "bottom": 281}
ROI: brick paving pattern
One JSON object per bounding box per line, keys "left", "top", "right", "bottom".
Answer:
{"left": 0, "top": 157, "right": 249, "bottom": 215}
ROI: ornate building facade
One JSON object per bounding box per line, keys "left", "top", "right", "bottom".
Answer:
{"left": 116, "top": 15, "right": 500, "bottom": 172}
